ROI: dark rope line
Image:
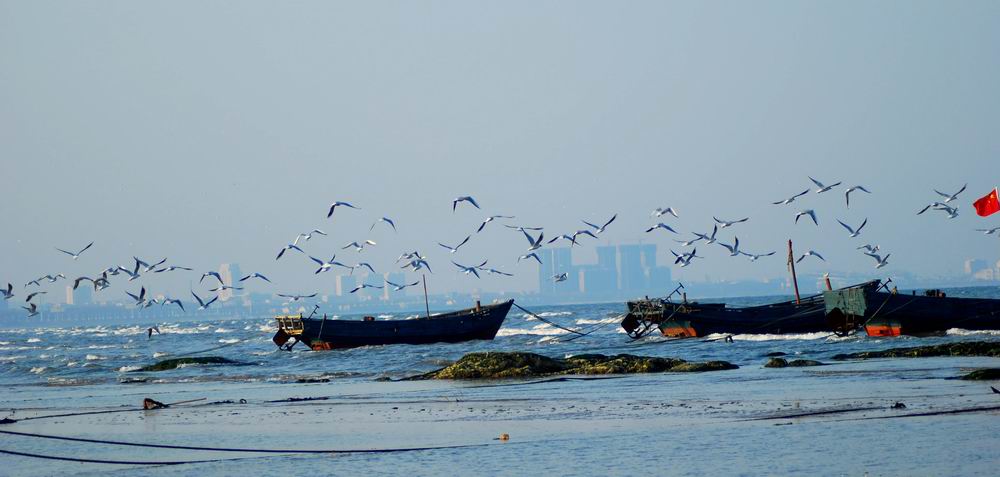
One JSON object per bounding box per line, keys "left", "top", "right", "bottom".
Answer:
{"left": 512, "top": 303, "right": 586, "bottom": 336}
{"left": 0, "top": 429, "right": 489, "bottom": 454}
{"left": 0, "top": 447, "right": 229, "bottom": 466}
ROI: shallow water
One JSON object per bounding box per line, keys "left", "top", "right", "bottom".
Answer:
{"left": 1, "top": 295, "right": 998, "bottom": 476}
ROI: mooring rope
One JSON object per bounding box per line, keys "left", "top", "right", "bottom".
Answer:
{"left": 0, "top": 447, "right": 232, "bottom": 466}
{"left": 512, "top": 303, "right": 586, "bottom": 336}
{"left": 0, "top": 429, "right": 488, "bottom": 454}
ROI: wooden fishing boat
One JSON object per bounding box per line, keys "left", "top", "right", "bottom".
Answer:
{"left": 621, "top": 281, "right": 880, "bottom": 339}
{"left": 272, "top": 300, "right": 514, "bottom": 350}
{"left": 823, "top": 284, "right": 1000, "bottom": 336}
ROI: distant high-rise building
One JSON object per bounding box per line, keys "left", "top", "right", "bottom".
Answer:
{"left": 335, "top": 275, "right": 356, "bottom": 297}
{"left": 965, "top": 259, "right": 988, "bottom": 275}
{"left": 382, "top": 272, "right": 406, "bottom": 299}
{"left": 65, "top": 285, "right": 73, "bottom": 305}
{"left": 73, "top": 283, "right": 93, "bottom": 306}
{"left": 218, "top": 263, "right": 243, "bottom": 301}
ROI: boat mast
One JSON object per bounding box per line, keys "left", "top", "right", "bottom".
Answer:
{"left": 422, "top": 274, "right": 430, "bottom": 319}
{"left": 787, "top": 239, "right": 801, "bottom": 304}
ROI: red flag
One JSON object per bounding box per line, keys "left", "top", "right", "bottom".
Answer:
{"left": 973, "top": 187, "right": 1000, "bottom": 217}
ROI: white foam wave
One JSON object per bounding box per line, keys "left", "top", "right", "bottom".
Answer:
{"left": 118, "top": 365, "right": 143, "bottom": 372}
{"left": 30, "top": 366, "right": 48, "bottom": 374}
{"left": 574, "top": 318, "right": 620, "bottom": 325}
{"left": 214, "top": 328, "right": 233, "bottom": 333}
{"left": 218, "top": 338, "right": 240, "bottom": 344}
{"left": 703, "top": 332, "right": 840, "bottom": 342}
{"left": 26, "top": 338, "right": 41, "bottom": 343}
{"left": 153, "top": 352, "right": 170, "bottom": 358}
{"left": 520, "top": 311, "right": 573, "bottom": 321}
{"left": 496, "top": 323, "right": 565, "bottom": 337}
{"left": 947, "top": 328, "right": 1000, "bottom": 336}
{"left": 85, "top": 354, "right": 104, "bottom": 361}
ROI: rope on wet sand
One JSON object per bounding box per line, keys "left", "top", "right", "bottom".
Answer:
{"left": 0, "top": 428, "right": 490, "bottom": 454}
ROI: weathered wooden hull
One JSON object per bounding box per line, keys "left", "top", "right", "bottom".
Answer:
{"left": 273, "top": 300, "right": 513, "bottom": 350}
{"left": 824, "top": 287, "right": 1000, "bottom": 337}
{"left": 622, "top": 281, "right": 880, "bottom": 339}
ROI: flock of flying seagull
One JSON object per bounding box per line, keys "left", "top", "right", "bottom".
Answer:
{"left": 2, "top": 181, "right": 994, "bottom": 318}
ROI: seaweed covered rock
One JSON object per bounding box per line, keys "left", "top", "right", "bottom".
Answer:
{"left": 136, "top": 356, "right": 241, "bottom": 372}
{"left": 960, "top": 368, "right": 1000, "bottom": 380}
{"left": 407, "top": 352, "right": 737, "bottom": 380}
{"left": 765, "top": 358, "right": 825, "bottom": 368}
{"left": 765, "top": 358, "right": 789, "bottom": 368}
{"left": 832, "top": 341, "right": 1000, "bottom": 360}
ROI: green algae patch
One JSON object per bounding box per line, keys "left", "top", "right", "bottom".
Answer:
{"left": 136, "top": 356, "right": 242, "bottom": 372}
{"left": 406, "top": 352, "right": 737, "bottom": 380}
{"left": 765, "top": 358, "right": 825, "bottom": 368}
{"left": 960, "top": 368, "right": 1000, "bottom": 380}
{"left": 832, "top": 341, "right": 1000, "bottom": 361}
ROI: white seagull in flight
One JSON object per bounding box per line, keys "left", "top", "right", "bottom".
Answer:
{"left": 309, "top": 255, "right": 352, "bottom": 274}
{"left": 191, "top": 291, "right": 219, "bottom": 310}
{"left": 56, "top": 241, "right": 94, "bottom": 260}
{"left": 917, "top": 202, "right": 959, "bottom": 218}
{"left": 809, "top": 176, "right": 842, "bottom": 194}
{"left": 452, "top": 196, "right": 480, "bottom": 212}
{"left": 645, "top": 223, "right": 678, "bottom": 234}
{"left": 837, "top": 218, "right": 867, "bottom": 238}
{"left": 864, "top": 252, "right": 891, "bottom": 269}
{"left": 740, "top": 251, "right": 776, "bottom": 262}
{"left": 453, "top": 260, "right": 487, "bottom": 278}
{"left": 714, "top": 216, "right": 749, "bottom": 228}
{"left": 438, "top": 236, "right": 471, "bottom": 253}
{"left": 386, "top": 280, "right": 420, "bottom": 291}
{"left": 693, "top": 225, "right": 719, "bottom": 244}
{"left": 717, "top": 237, "right": 740, "bottom": 257}
{"left": 239, "top": 272, "right": 272, "bottom": 283}
{"left": 795, "top": 210, "right": 819, "bottom": 225}
{"left": 370, "top": 217, "right": 397, "bottom": 232}
{"left": 277, "top": 293, "right": 316, "bottom": 302}
{"left": 518, "top": 252, "right": 542, "bottom": 264}
{"left": 844, "top": 186, "right": 871, "bottom": 208}
{"left": 796, "top": 250, "right": 825, "bottom": 263}
{"left": 294, "top": 229, "right": 328, "bottom": 245}
{"left": 651, "top": 207, "right": 679, "bottom": 218}
{"left": 934, "top": 183, "right": 967, "bottom": 203}
{"left": 553, "top": 273, "right": 568, "bottom": 282}
{"left": 773, "top": 189, "right": 810, "bottom": 205}
{"left": 327, "top": 201, "right": 360, "bottom": 218}
{"left": 582, "top": 214, "right": 617, "bottom": 234}
{"left": 477, "top": 215, "right": 515, "bottom": 233}
{"left": 276, "top": 243, "right": 305, "bottom": 260}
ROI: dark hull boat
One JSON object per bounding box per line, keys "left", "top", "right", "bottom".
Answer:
{"left": 272, "top": 300, "right": 514, "bottom": 350}
{"left": 823, "top": 284, "right": 1000, "bottom": 337}
{"left": 621, "top": 281, "right": 880, "bottom": 339}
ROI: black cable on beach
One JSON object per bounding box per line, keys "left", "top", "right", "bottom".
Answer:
{"left": 0, "top": 447, "right": 234, "bottom": 466}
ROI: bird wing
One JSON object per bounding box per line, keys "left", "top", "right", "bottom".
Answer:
{"left": 856, "top": 218, "right": 867, "bottom": 232}
{"left": 602, "top": 214, "right": 617, "bottom": 229}
{"left": 78, "top": 242, "right": 94, "bottom": 255}
{"left": 191, "top": 292, "right": 205, "bottom": 306}
{"left": 456, "top": 235, "right": 470, "bottom": 249}
{"left": 467, "top": 197, "right": 480, "bottom": 209}
{"left": 205, "top": 296, "right": 218, "bottom": 306}
{"left": 837, "top": 220, "right": 854, "bottom": 233}
{"left": 581, "top": 220, "right": 600, "bottom": 230}
{"left": 808, "top": 176, "right": 824, "bottom": 188}
{"left": 55, "top": 247, "right": 75, "bottom": 256}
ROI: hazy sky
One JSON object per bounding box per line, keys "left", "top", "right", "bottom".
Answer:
{"left": 2, "top": 1, "right": 999, "bottom": 299}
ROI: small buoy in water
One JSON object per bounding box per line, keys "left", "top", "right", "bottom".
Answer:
{"left": 497, "top": 433, "right": 510, "bottom": 441}
{"left": 891, "top": 402, "right": 906, "bottom": 410}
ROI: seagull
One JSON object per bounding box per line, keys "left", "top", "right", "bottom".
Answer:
{"left": 714, "top": 217, "right": 749, "bottom": 228}
{"left": 162, "top": 299, "right": 185, "bottom": 312}
{"left": 22, "top": 303, "right": 39, "bottom": 317}
{"left": 693, "top": 225, "right": 719, "bottom": 244}
{"left": 796, "top": 251, "right": 825, "bottom": 263}
{"left": 276, "top": 243, "right": 305, "bottom": 260}
{"left": 25, "top": 291, "right": 47, "bottom": 302}
{"left": 396, "top": 251, "right": 424, "bottom": 263}
{"left": 200, "top": 271, "right": 224, "bottom": 285}
{"left": 918, "top": 202, "right": 959, "bottom": 218}
{"left": 191, "top": 291, "right": 219, "bottom": 310}
{"left": 154, "top": 266, "right": 193, "bottom": 273}
{"left": 370, "top": 217, "right": 397, "bottom": 232}
{"left": 55, "top": 241, "right": 94, "bottom": 260}
{"left": 309, "top": 255, "right": 353, "bottom": 274}
{"left": 521, "top": 230, "right": 544, "bottom": 252}
{"left": 239, "top": 272, "right": 272, "bottom": 283}
{"left": 772, "top": 189, "right": 810, "bottom": 205}
{"left": 276, "top": 293, "right": 317, "bottom": 302}
{"left": 134, "top": 257, "right": 167, "bottom": 273}
{"left": 795, "top": 210, "right": 819, "bottom": 225}
{"left": 72, "top": 276, "right": 99, "bottom": 290}
{"left": 327, "top": 201, "right": 360, "bottom": 218}
{"left": 102, "top": 266, "right": 122, "bottom": 276}
{"left": 353, "top": 262, "right": 376, "bottom": 274}
{"left": 645, "top": 223, "right": 678, "bottom": 234}
{"left": 209, "top": 285, "right": 244, "bottom": 292}
{"left": 934, "top": 183, "right": 967, "bottom": 203}
{"left": 452, "top": 196, "right": 480, "bottom": 212}
{"left": 126, "top": 287, "right": 147, "bottom": 306}
{"left": 504, "top": 224, "right": 544, "bottom": 232}
{"left": 809, "top": 176, "right": 842, "bottom": 194}
{"left": 553, "top": 273, "right": 568, "bottom": 283}
{"left": 1, "top": 283, "right": 12, "bottom": 300}
{"left": 717, "top": 237, "right": 740, "bottom": 256}
{"left": 740, "top": 251, "right": 776, "bottom": 262}
{"left": 477, "top": 215, "right": 515, "bottom": 233}
{"left": 438, "top": 236, "right": 471, "bottom": 253}
{"left": 671, "top": 248, "right": 703, "bottom": 267}
{"left": 844, "top": 186, "right": 871, "bottom": 208}
{"left": 294, "top": 229, "right": 328, "bottom": 245}
{"left": 386, "top": 280, "right": 420, "bottom": 291}
{"left": 401, "top": 259, "right": 433, "bottom": 273}
{"left": 864, "top": 252, "right": 891, "bottom": 269}
{"left": 547, "top": 234, "right": 580, "bottom": 246}
{"left": 976, "top": 226, "right": 1000, "bottom": 235}
{"left": 452, "top": 260, "right": 486, "bottom": 278}
{"left": 518, "top": 252, "right": 542, "bottom": 264}
{"left": 651, "top": 207, "right": 679, "bottom": 218}
{"left": 350, "top": 283, "right": 384, "bottom": 293}
{"left": 573, "top": 229, "right": 598, "bottom": 241}
{"left": 674, "top": 237, "right": 703, "bottom": 247}
{"left": 837, "top": 218, "right": 867, "bottom": 238}
{"left": 482, "top": 268, "right": 513, "bottom": 277}
{"left": 147, "top": 326, "right": 161, "bottom": 339}
{"left": 41, "top": 274, "right": 66, "bottom": 284}
{"left": 857, "top": 244, "right": 881, "bottom": 253}
{"left": 582, "top": 214, "right": 617, "bottom": 234}
{"left": 118, "top": 264, "right": 141, "bottom": 282}
{"left": 24, "top": 278, "right": 42, "bottom": 288}
{"left": 342, "top": 240, "right": 377, "bottom": 252}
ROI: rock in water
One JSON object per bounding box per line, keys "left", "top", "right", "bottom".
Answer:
{"left": 406, "top": 352, "right": 737, "bottom": 380}
{"left": 765, "top": 358, "right": 789, "bottom": 368}
{"left": 765, "top": 358, "right": 825, "bottom": 368}
{"left": 832, "top": 341, "right": 1000, "bottom": 360}
{"left": 136, "top": 356, "right": 241, "bottom": 372}
{"left": 960, "top": 368, "right": 1000, "bottom": 380}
